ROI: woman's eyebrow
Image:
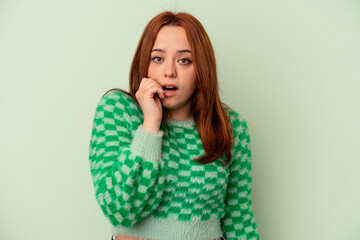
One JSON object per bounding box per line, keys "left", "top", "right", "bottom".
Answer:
{"left": 151, "top": 48, "right": 192, "bottom": 54}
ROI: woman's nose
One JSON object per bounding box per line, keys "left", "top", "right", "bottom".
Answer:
{"left": 164, "top": 61, "right": 177, "bottom": 78}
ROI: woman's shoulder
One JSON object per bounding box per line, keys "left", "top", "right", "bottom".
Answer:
{"left": 93, "top": 89, "right": 143, "bottom": 129}
{"left": 222, "top": 103, "right": 252, "bottom": 139}
{"left": 99, "top": 89, "right": 140, "bottom": 111}
{"left": 222, "top": 103, "right": 247, "bottom": 124}
{"left": 101, "top": 89, "right": 132, "bottom": 103}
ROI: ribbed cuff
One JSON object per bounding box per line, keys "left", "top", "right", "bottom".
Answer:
{"left": 129, "top": 125, "right": 164, "bottom": 164}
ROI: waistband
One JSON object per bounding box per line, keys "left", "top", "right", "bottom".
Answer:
{"left": 111, "top": 214, "right": 223, "bottom": 240}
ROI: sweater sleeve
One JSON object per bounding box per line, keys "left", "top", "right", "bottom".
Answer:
{"left": 88, "top": 92, "right": 165, "bottom": 228}
{"left": 221, "top": 110, "right": 260, "bottom": 240}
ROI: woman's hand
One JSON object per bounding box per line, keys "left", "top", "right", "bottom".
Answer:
{"left": 135, "top": 77, "right": 165, "bottom": 132}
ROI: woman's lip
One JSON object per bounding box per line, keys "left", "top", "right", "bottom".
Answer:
{"left": 162, "top": 84, "right": 178, "bottom": 88}
{"left": 164, "top": 89, "right": 178, "bottom": 97}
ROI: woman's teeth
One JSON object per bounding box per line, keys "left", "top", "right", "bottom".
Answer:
{"left": 163, "top": 87, "right": 178, "bottom": 92}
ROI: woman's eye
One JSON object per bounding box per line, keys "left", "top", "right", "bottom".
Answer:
{"left": 151, "top": 57, "right": 163, "bottom": 63}
{"left": 179, "top": 58, "right": 192, "bottom": 65}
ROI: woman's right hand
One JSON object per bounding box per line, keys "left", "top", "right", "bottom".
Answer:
{"left": 135, "top": 77, "right": 165, "bottom": 131}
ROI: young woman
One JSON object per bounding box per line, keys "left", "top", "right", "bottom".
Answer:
{"left": 89, "top": 11, "right": 260, "bottom": 240}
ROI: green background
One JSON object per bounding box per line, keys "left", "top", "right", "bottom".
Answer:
{"left": 0, "top": 0, "right": 359, "bottom": 239}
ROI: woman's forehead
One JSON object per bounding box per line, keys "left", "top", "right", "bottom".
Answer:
{"left": 152, "top": 26, "right": 191, "bottom": 51}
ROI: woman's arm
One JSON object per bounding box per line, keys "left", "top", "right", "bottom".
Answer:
{"left": 89, "top": 92, "right": 165, "bottom": 228}
{"left": 221, "top": 110, "right": 260, "bottom": 239}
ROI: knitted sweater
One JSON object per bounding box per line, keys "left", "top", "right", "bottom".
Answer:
{"left": 88, "top": 90, "right": 260, "bottom": 240}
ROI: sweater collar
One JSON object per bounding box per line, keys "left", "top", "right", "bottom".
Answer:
{"left": 163, "top": 118, "right": 195, "bottom": 127}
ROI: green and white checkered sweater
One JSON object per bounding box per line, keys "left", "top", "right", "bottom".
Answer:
{"left": 89, "top": 91, "right": 260, "bottom": 240}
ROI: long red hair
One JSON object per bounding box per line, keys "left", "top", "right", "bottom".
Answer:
{"left": 103, "top": 11, "right": 235, "bottom": 167}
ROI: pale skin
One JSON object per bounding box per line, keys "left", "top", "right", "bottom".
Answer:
{"left": 136, "top": 25, "right": 197, "bottom": 134}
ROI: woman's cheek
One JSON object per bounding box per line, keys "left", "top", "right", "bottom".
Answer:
{"left": 148, "top": 64, "right": 160, "bottom": 78}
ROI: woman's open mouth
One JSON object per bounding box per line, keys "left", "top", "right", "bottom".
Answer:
{"left": 163, "top": 86, "right": 178, "bottom": 97}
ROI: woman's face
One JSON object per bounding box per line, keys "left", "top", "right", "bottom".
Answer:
{"left": 148, "top": 25, "right": 196, "bottom": 120}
